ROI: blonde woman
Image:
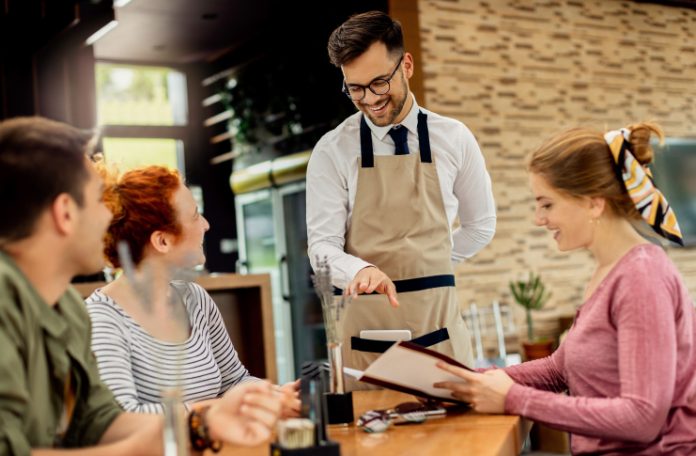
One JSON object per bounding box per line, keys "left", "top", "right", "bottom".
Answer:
{"left": 435, "top": 123, "right": 696, "bottom": 455}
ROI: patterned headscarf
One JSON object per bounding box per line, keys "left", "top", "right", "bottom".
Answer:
{"left": 604, "top": 128, "right": 683, "bottom": 246}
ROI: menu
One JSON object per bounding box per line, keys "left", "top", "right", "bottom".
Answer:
{"left": 343, "top": 341, "right": 474, "bottom": 404}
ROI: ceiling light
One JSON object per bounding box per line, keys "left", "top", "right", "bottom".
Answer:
{"left": 113, "top": 0, "right": 133, "bottom": 7}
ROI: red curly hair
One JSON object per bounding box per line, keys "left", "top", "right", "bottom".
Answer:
{"left": 101, "top": 165, "right": 182, "bottom": 267}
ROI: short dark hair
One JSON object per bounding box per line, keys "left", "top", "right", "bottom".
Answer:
{"left": 0, "top": 117, "right": 93, "bottom": 243}
{"left": 327, "top": 10, "right": 404, "bottom": 67}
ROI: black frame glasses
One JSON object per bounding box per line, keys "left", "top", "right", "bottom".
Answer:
{"left": 342, "top": 55, "right": 404, "bottom": 101}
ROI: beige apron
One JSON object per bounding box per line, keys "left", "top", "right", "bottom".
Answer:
{"left": 340, "top": 112, "right": 473, "bottom": 390}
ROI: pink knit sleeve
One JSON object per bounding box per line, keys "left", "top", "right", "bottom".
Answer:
{"left": 504, "top": 266, "right": 677, "bottom": 443}
{"left": 503, "top": 344, "right": 567, "bottom": 393}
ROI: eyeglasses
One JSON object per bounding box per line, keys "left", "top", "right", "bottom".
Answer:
{"left": 342, "top": 55, "right": 404, "bottom": 101}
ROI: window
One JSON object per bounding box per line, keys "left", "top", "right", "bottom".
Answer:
{"left": 101, "top": 137, "right": 182, "bottom": 171}
{"left": 652, "top": 139, "right": 696, "bottom": 246}
{"left": 95, "top": 62, "right": 188, "bottom": 173}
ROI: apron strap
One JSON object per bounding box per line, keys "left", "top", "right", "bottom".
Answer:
{"left": 351, "top": 327, "right": 450, "bottom": 353}
{"left": 360, "top": 116, "right": 374, "bottom": 168}
{"left": 359, "top": 111, "right": 433, "bottom": 168}
{"left": 417, "top": 111, "right": 432, "bottom": 163}
{"left": 333, "top": 274, "right": 455, "bottom": 296}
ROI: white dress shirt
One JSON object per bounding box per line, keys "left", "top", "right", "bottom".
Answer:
{"left": 306, "top": 95, "right": 496, "bottom": 289}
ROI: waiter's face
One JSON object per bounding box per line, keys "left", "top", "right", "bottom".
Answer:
{"left": 342, "top": 41, "right": 413, "bottom": 127}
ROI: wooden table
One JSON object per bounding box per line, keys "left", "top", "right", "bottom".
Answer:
{"left": 219, "top": 390, "right": 525, "bottom": 456}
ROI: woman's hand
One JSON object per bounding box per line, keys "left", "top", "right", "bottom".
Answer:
{"left": 278, "top": 379, "right": 301, "bottom": 418}
{"left": 206, "top": 381, "right": 282, "bottom": 447}
{"left": 433, "top": 363, "right": 515, "bottom": 414}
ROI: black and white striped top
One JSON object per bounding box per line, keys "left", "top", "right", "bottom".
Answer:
{"left": 86, "top": 281, "right": 253, "bottom": 414}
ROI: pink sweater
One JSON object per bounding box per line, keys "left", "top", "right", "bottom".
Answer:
{"left": 504, "top": 244, "right": 696, "bottom": 455}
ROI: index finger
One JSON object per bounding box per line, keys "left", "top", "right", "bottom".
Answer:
{"left": 386, "top": 282, "right": 399, "bottom": 308}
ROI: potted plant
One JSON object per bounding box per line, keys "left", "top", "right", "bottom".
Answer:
{"left": 509, "top": 272, "right": 553, "bottom": 360}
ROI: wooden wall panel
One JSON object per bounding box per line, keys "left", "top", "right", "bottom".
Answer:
{"left": 416, "top": 0, "right": 696, "bottom": 330}
{"left": 390, "top": 0, "right": 426, "bottom": 105}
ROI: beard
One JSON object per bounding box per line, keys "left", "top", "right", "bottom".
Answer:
{"left": 358, "top": 75, "right": 409, "bottom": 127}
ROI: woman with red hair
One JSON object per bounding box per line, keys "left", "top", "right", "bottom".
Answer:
{"left": 86, "top": 165, "right": 298, "bottom": 416}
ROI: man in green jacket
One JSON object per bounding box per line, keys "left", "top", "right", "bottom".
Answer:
{"left": 0, "top": 117, "right": 281, "bottom": 455}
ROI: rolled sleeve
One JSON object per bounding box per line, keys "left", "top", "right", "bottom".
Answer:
{"left": 306, "top": 141, "right": 373, "bottom": 288}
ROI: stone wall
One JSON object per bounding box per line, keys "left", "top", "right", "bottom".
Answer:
{"left": 417, "top": 0, "right": 696, "bottom": 337}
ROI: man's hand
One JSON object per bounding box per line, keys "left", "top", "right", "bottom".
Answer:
{"left": 206, "top": 381, "right": 282, "bottom": 447}
{"left": 347, "top": 266, "right": 399, "bottom": 307}
{"left": 278, "top": 379, "right": 301, "bottom": 418}
{"left": 433, "top": 363, "right": 514, "bottom": 414}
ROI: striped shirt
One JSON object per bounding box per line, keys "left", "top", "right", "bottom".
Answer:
{"left": 86, "top": 281, "right": 253, "bottom": 414}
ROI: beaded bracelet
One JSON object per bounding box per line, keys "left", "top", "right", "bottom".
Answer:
{"left": 189, "top": 406, "right": 222, "bottom": 453}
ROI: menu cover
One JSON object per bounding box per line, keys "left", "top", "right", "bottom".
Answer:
{"left": 343, "top": 341, "right": 474, "bottom": 404}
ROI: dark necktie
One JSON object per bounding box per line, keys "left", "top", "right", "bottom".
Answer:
{"left": 387, "top": 126, "right": 409, "bottom": 155}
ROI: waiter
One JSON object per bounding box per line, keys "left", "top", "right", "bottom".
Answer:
{"left": 306, "top": 11, "right": 496, "bottom": 383}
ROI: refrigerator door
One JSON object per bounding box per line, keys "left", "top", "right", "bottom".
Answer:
{"left": 235, "top": 189, "right": 295, "bottom": 383}
{"left": 278, "top": 182, "right": 327, "bottom": 375}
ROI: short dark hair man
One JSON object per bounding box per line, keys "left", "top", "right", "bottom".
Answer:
{"left": 307, "top": 11, "right": 496, "bottom": 382}
{"left": 0, "top": 117, "right": 280, "bottom": 454}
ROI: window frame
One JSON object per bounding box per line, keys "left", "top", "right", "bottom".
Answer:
{"left": 95, "top": 59, "right": 192, "bottom": 176}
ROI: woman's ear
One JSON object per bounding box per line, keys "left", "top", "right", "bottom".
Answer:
{"left": 588, "top": 196, "right": 606, "bottom": 219}
{"left": 149, "top": 230, "right": 173, "bottom": 254}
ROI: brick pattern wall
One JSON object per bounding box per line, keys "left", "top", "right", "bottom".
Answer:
{"left": 417, "top": 0, "right": 696, "bottom": 337}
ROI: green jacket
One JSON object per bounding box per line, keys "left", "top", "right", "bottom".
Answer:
{"left": 0, "top": 252, "right": 122, "bottom": 454}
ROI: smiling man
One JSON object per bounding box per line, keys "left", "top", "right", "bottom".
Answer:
{"left": 306, "top": 11, "right": 496, "bottom": 383}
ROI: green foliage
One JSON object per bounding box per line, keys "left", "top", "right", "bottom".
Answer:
{"left": 509, "top": 272, "right": 551, "bottom": 341}
{"left": 219, "top": 54, "right": 353, "bottom": 157}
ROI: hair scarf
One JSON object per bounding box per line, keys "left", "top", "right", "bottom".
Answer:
{"left": 604, "top": 128, "right": 683, "bottom": 246}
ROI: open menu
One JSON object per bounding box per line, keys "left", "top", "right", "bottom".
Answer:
{"left": 343, "top": 341, "right": 474, "bottom": 404}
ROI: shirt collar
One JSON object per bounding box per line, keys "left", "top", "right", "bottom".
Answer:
{"left": 363, "top": 93, "right": 420, "bottom": 141}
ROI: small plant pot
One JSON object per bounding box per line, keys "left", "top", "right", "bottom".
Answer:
{"left": 522, "top": 340, "right": 554, "bottom": 361}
